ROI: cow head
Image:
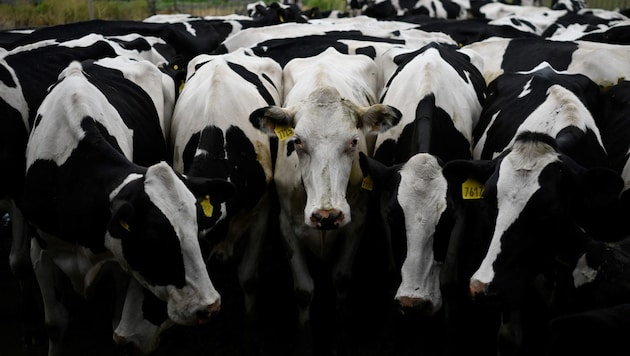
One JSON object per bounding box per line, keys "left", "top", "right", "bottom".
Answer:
{"left": 444, "top": 131, "right": 622, "bottom": 306}
{"left": 360, "top": 152, "right": 452, "bottom": 315}
{"left": 250, "top": 86, "right": 401, "bottom": 229}
{"left": 105, "top": 162, "right": 234, "bottom": 325}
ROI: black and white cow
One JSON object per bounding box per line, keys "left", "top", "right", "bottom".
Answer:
{"left": 249, "top": 47, "right": 401, "bottom": 352}
{"left": 443, "top": 131, "right": 623, "bottom": 354}
{"left": 461, "top": 37, "right": 630, "bottom": 87}
{"left": 358, "top": 41, "right": 491, "bottom": 355}
{"left": 170, "top": 48, "right": 283, "bottom": 344}
{"left": 359, "top": 41, "right": 486, "bottom": 313}
{"left": 0, "top": 31, "right": 187, "bottom": 346}
{"left": 21, "top": 57, "right": 233, "bottom": 356}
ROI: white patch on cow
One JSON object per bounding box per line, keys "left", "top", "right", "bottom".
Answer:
{"left": 143, "top": 162, "right": 220, "bottom": 324}
{"left": 395, "top": 153, "right": 446, "bottom": 311}
{"left": 461, "top": 37, "right": 510, "bottom": 84}
{"left": 621, "top": 150, "right": 630, "bottom": 193}
{"left": 572, "top": 253, "right": 598, "bottom": 288}
{"left": 518, "top": 78, "right": 533, "bottom": 98}
{"left": 114, "top": 278, "right": 174, "bottom": 354}
{"left": 471, "top": 139, "right": 560, "bottom": 285}
{"left": 26, "top": 62, "right": 134, "bottom": 169}
{"left": 568, "top": 41, "right": 630, "bottom": 88}
{"left": 473, "top": 111, "right": 500, "bottom": 160}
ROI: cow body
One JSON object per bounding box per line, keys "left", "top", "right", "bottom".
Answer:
{"left": 170, "top": 48, "right": 283, "bottom": 347}
{"left": 21, "top": 58, "right": 232, "bottom": 356}
{"left": 250, "top": 47, "right": 401, "bottom": 353}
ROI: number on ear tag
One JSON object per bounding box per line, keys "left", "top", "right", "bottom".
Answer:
{"left": 361, "top": 176, "right": 374, "bottom": 191}
{"left": 201, "top": 195, "right": 214, "bottom": 217}
{"left": 462, "top": 178, "right": 484, "bottom": 199}
{"left": 274, "top": 125, "right": 294, "bottom": 141}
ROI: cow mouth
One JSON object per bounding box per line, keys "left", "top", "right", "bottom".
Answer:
{"left": 311, "top": 211, "right": 345, "bottom": 230}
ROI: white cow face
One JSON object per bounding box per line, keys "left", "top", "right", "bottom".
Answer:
{"left": 250, "top": 86, "right": 401, "bottom": 229}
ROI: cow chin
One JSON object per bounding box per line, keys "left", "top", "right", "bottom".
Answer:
{"left": 165, "top": 285, "right": 221, "bottom": 325}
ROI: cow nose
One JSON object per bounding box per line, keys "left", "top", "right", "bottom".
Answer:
{"left": 397, "top": 296, "right": 435, "bottom": 316}
{"left": 195, "top": 300, "right": 221, "bottom": 325}
{"left": 113, "top": 333, "right": 143, "bottom": 356}
{"left": 469, "top": 278, "right": 488, "bottom": 298}
{"left": 310, "top": 209, "right": 344, "bottom": 230}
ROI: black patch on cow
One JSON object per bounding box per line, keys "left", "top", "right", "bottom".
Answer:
{"left": 22, "top": 117, "right": 137, "bottom": 253}
{"left": 227, "top": 61, "right": 277, "bottom": 105}
{"left": 111, "top": 179, "right": 186, "bottom": 288}
{"left": 111, "top": 36, "right": 152, "bottom": 52}
{"left": 81, "top": 60, "right": 170, "bottom": 166}
{"left": 0, "top": 102, "right": 28, "bottom": 199}
{"left": 142, "top": 287, "right": 169, "bottom": 325}
{"left": 5, "top": 41, "right": 119, "bottom": 128}
{"left": 356, "top": 45, "right": 377, "bottom": 60}
{"left": 0, "top": 63, "right": 16, "bottom": 87}
{"left": 501, "top": 39, "right": 578, "bottom": 73}
{"left": 249, "top": 31, "right": 405, "bottom": 67}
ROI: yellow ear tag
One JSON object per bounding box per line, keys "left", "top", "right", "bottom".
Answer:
{"left": 279, "top": 14, "right": 285, "bottom": 22}
{"left": 274, "top": 125, "right": 294, "bottom": 141}
{"left": 120, "top": 220, "right": 130, "bottom": 231}
{"left": 173, "top": 64, "right": 179, "bottom": 70}
{"left": 462, "top": 178, "right": 484, "bottom": 199}
{"left": 200, "top": 195, "right": 214, "bottom": 217}
{"left": 178, "top": 81, "right": 185, "bottom": 94}
{"left": 361, "top": 176, "right": 374, "bottom": 191}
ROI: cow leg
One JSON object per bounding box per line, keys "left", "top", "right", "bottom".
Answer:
{"left": 280, "top": 218, "right": 314, "bottom": 356}
{"left": 31, "top": 238, "right": 68, "bottom": 356}
{"left": 237, "top": 195, "right": 271, "bottom": 353}
{"left": 7, "top": 201, "right": 45, "bottom": 346}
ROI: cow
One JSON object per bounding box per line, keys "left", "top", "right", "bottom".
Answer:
{"left": 361, "top": 41, "right": 486, "bottom": 310}
{"left": 358, "top": 41, "right": 491, "bottom": 355}
{"left": 460, "top": 37, "right": 630, "bottom": 86}
{"left": 0, "top": 30, "right": 190, "bottom": 347}
{"left": 169, "top": 47, "right": 283, "bottom": 351}
{"left": 442, "top": 131, "right": 623, "bottom": 354}
{"left": 442, "top": 61, "right": 623, "bottom": 354}
{"left": 249, "top": 47, "right": 401, "bottom": 354}
{"left": 20, "top": 57, "right": 233, "bottom": 356}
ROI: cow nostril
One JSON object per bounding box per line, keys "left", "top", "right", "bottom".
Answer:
{"left": 397, "top": 297, "right": 433, "bottom": 316}
{"left": 196, "top": 301, "right": 221, "bottom": 325}
{"left": 469, "top": 279, "right": 488, "bottom": 298}
{"left": 311, "top": 210, "right": 343, "bottom": 230}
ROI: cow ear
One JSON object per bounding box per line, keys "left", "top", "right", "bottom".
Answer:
{"left": 359, "top": 152, "right": 402, "bottom": 190}
{"left": 442, "top": 159, "right": 496, "bottom": 186}
{"left": 356, "top": 103, "right": 402, "bottom": 134}
{"left": 249, "top": 106, "right": 296, "bottom": 137}
{"left": 109, "top": 199, "right": 135, "bottom": 237}
{"left": 183, "top": 176, "right": 235, "bottom": 204}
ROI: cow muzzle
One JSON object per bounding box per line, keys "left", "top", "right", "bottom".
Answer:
{"left": 469, "top": 278, "right": 489, "bottom": 298}
{"left": 194, "top": 300, "right": 221, "bottom": 325}
{"left": 310, "top": 209, "right": 345, "bottom": 230}
{"left": 397, "top": 296, "right": 435, "bottom": 316}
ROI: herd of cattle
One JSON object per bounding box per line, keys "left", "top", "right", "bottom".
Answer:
{"left": 2, "top": 0, "right": 630, "bottom": 354}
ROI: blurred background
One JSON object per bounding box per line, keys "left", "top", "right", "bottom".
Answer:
{"left": 0, "top": 0, "right": 628, "bottom": 30}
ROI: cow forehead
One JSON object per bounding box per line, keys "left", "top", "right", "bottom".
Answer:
{"left": 293, "top": 88, "right": 359, "bottom": 138}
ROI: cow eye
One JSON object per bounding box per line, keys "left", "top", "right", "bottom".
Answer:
{"left": 348, "top": 138, "right": 359, "bottom": 151}
{"left": 293, "top": 137, "right": 303, "bottom": 148}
